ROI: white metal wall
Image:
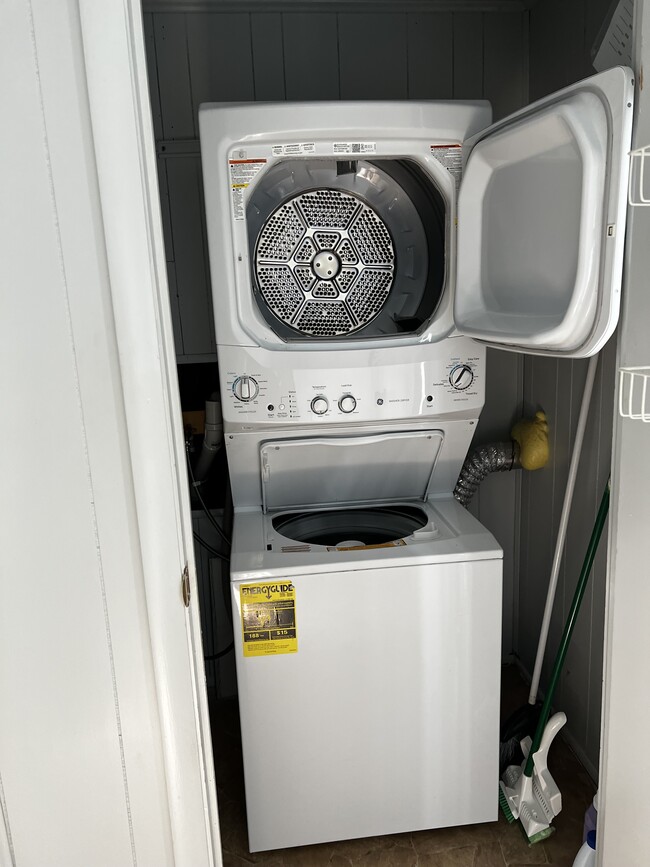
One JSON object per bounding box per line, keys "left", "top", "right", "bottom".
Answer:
{"left": 142, "top": 4, "right": 528, "bottom": 657}
{"left": 1, "top": 1, "right": 221, "bottom": 864}
{"left": 517, "top": 0, "right": 620, "bottom": 779}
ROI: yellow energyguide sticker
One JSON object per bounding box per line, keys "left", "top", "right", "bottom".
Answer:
{"left": 240, "top": 581, "right": 297, "bottom": 657}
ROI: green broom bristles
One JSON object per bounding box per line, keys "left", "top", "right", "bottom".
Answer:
{"left": 498, "top": 786, "right": 516, "bottom": 824}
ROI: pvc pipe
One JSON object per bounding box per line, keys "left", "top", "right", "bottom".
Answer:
{"left": 193, "top": 399, "right": 224, "bottom": 483}
{"left": 527, "top": 353, "right": 599, "bottom": 706}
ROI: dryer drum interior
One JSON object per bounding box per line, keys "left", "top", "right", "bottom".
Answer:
{"left": 247, "top": 159, "right": 446, "bottom": 340}
{"left": 272, "top": 504, "right": 429, "bottom": 547}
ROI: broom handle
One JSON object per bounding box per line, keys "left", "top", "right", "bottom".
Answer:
{"left": 524, "top": 480, "right": 610, "bottom": 778}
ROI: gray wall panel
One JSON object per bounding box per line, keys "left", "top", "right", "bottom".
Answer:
{"left": 338, "top": 13, "right": 408, "bottom": 99}
{"left": 484, "top": 11, "right": 526, "bottom": 118}
{"left": 407, "top": 13, "right": 453, "bottom": 99}
{"left": 452, "top": 12, "right": 483, "bottom": 99}
{"left": 166, "top": 157, "right": 215, "bottom": 355}
{"left": 154, "top": 13, "right": 195, "bottom": 138}
{"left": 251, "top": 13, "right": 286, "bottom": 100}
{"left": 187, "top": 13, "right": 256, "bottom": 119}
{"left": 282, "top": 13, "right": 340, "bottom": 99}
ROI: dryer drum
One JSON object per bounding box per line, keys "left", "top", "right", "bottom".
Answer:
{"left": 247, "top": 159, "right": 446, "bottom": 341}
{"left": 272, "top": 504, "right": 428, "bottom": 547}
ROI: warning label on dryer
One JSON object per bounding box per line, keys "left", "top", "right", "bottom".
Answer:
{"left": 272, "top": 142, "right": 316, "bottom": 156}
{"left": 229, "top": 158, "right": 266, "bottom": 220}
{"left": 240, "top": 581, "right": 297, "bottom": 657}
{"left": 430, "top": 144, "right": 463, "bottom": 188}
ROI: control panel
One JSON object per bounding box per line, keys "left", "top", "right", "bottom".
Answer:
{"left": 221, "top": 340, "right": 485, "bottom": 427}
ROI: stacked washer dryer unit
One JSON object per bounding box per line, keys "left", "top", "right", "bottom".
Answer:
{"left": 199, "top": 70, "right": 632, "bottom": 853}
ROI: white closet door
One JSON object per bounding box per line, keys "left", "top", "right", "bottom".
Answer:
{"left": 455, "top": 67, "right": 634, "bottom": 357}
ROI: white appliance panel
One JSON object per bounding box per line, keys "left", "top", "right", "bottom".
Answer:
{"left": 455, "top": 66, "right": 633, "bottom": 357}
{"left": 219, "top": 339, "right": 484, "bottom": 429}
{"left": 260, "top": 431, "right": 444, "bottom": 511}
{"left": 232, "top": 556, "right": 502, "bottom": 852}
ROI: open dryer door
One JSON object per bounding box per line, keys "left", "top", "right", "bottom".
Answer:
{"left": 455, "top": 67, "right": 634, "bottom": 357}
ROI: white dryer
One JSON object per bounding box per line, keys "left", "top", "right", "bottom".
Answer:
{"left": 198, "top": 67, "right": 632, "bottom": 852}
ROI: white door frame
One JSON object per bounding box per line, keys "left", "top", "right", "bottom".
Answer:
{"left": 71, "top": 0, "right": 650, "bottom": 864}
{"left": 76, "top": 0, "right": 221, "bottom": 862}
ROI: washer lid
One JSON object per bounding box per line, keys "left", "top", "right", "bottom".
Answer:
{"left": 260, "top": 431, "right": 444, "bottom": 513}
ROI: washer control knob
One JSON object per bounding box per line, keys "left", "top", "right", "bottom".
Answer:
{"left": 339, "top": 394, "right": 357, "bottom": 413}
{"left": 311, "top": 396, "right": 329, "bottom": 415}
{"left": 232, "top": 375, "right": 259, "bottom": 402}
{"left": 449, "top": 364, "right": 474, "bottom": 391}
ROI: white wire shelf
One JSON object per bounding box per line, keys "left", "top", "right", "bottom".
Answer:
{"left": 628, "top": 145, "right": 650, "bottom": 206}
{"left": 619, "top": 367, "right": 650, "bottom": 422}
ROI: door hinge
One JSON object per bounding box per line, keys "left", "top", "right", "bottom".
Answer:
{"left": 181, "top": 563, "right": 190, "bottom": 607}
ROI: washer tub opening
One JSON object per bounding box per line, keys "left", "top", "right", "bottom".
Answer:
{"left": 272, "top": 504, "right": 428, "bottom": 547}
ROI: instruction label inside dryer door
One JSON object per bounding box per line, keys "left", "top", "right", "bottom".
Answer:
{"left": 240, "top": 581, "right": 298, "bottom": 657}
{"left": 229, "top": 158, "right": 266, "bottom": 220}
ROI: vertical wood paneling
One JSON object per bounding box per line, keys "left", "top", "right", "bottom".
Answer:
{"left": 186, "top": 13, "right": 255, "bottom": 122}
{"left": 338, "top": 13, "right": 407, "bottom": 99}
{"left": 452, "top": 13, "right": 484, "bottom": 99}
{"left": 143, "top": 13, "right": 163, "bottom": 140}
{"left": 338, "top": 14, "right": 408, "bottom": 99}
{"left": 407, "top": 13, "right": 453, "bottom": 99}
{"left": 282, "top": 13, "right": 339, "bottom": 100}
{"left": 555, "top": 358, "right": 591, "bottom": 742}
{"left": 166, "top": 262, "right": 185, "bottom": 355}
{"left": 529, "top": 0, "right": 565, "bottom": 99}
{"left": 154, "top": 13, "right": 195, "bottom": 139}
{"left": 517, "top": 357, "right": 561, "bottom": 673}
{"left": 586, "top": 337, "right": 617, "bottom": 764}
{"left": 156, "top": 158, "right": 175, "bottom": 262}
{"left": 483, "top": 13, "right": 527, "bottom": 119}
{"left": 166, "top": 157, "right": 215, "bottom": 355}
{"left": 251, "top": 13, "right": 286, "bottom": 100}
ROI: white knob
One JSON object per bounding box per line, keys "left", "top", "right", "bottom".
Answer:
{"left": 233, "top": 376, "right": 259, "bottom": 402}
{"left": 339, "top": 395, "right": 357, "bottom": 413}
{"left": 449, "top": 364, "right": 474, "bottom": 391}
{"left": 311, "top": 396, "right": 329, "bottom": 415}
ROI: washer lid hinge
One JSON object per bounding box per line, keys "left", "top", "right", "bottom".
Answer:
{"left": 181, "top": 563, "right": 190, "bottom": 607}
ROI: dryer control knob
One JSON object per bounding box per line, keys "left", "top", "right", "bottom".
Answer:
{"left": 232, "top": 375, "right": 259, "bottom": 402}
{"left": 311, "top": 396, "right": 329, "bottom": 415}
{"left": 339, "top": 395, "right": 357, "bottom": 413}
{"left": 449, "top": 364, "right": 474, "bottom": 391}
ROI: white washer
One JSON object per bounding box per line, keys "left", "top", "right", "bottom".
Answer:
{"left": 231, "top": 497, "right": 502, "bottom": 853}
{"left": 198, "top": 69, "right": 632, "bottom": 852}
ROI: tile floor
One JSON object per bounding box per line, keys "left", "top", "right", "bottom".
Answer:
{"left": 210, "top": 667, "right": 595, "bottom": 866}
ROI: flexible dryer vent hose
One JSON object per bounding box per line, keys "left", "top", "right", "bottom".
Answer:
{"left": 453, "top": 442, "right": 521, "bottom": 508}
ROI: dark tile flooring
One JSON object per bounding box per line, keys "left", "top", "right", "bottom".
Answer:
{"left": 210, "top": 666, "right": 594, "bottom": 866}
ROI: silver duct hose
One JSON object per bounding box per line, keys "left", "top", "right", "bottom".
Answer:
{"left": 454, "top": 441, "right": 521, "bottom": 508}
